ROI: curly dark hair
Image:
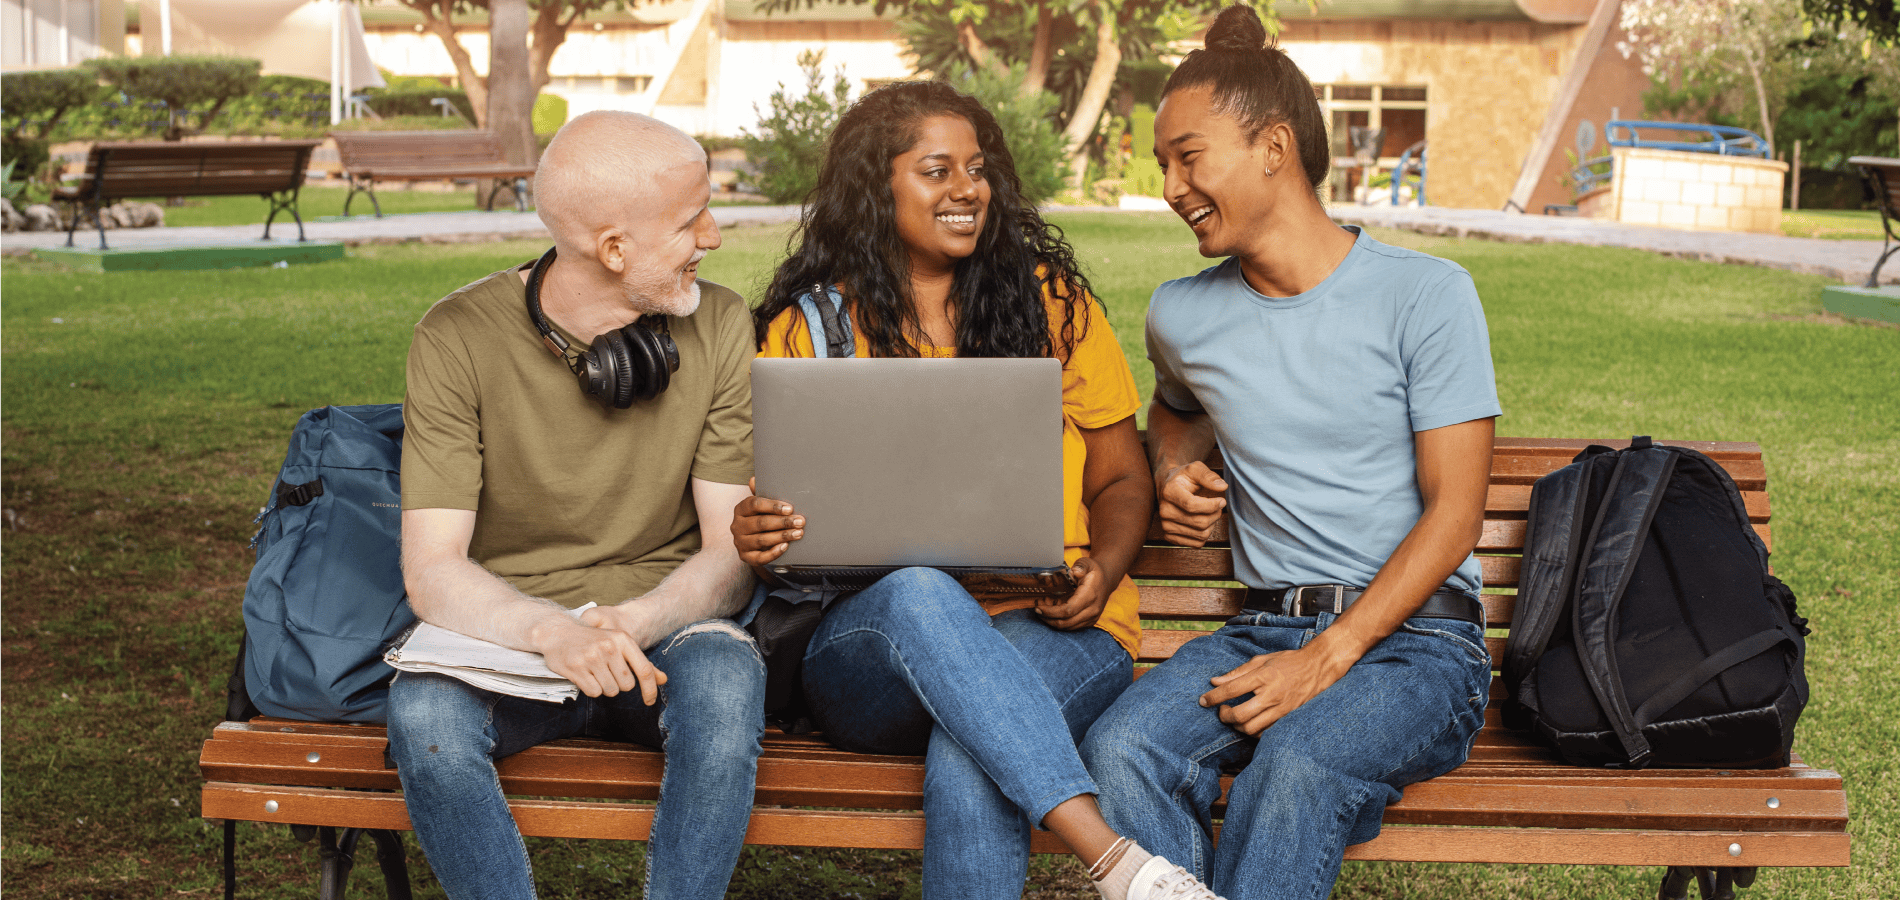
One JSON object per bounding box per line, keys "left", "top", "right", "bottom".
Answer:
{"left": 753, "top": 80, "right": 1095, "bottom": 359}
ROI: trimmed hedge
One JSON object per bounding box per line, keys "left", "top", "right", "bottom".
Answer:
{"left": 1, "top": 68, "right": 98, "bottom": 139}
{"left": 364, "top": 86, "right": 476, "bottom": 124}
{"left": 85, "top": 55, "right": 261, "bottom": 140}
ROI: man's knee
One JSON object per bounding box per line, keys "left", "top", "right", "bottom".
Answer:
{"left": 655, "top": 620, "right": 767, "bottom": 731}
{"left": 386, "top": 674, "right": 495, "bottom": 770}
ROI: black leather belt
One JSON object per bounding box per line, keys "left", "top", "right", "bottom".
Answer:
{"left": 1243, "top": 584, "right": 1484, "bottom": 625}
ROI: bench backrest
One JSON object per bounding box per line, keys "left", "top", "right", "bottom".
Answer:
{"left": 1128, "top": 437, "right": 1770, "bottom": 672}
{"left": 70, "top": 141, "right": 318, "bottom": 201}
{"left": 1850, "top": 157, "right": 1900, "bottom": 226}
{"left": 330, "top": 130, "right": 510, "bottom": 172}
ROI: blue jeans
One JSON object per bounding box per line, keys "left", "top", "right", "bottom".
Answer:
{"left": 1080, "top": 612, "right": 1491, "bottom": 900}
{"left": 802, "top": 567, "right": 1133, "bottom": 900}
{"left": 386, "top": 619, "right": 766, "bottom": 900}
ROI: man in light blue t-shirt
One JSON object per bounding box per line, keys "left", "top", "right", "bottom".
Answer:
{"left": 1081, "top": 228, "right": 1503, "bottom": 900}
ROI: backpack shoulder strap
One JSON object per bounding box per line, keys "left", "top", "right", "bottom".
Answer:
{"left": 795, "top": 284, "right": 855, "bottom": 359}
{"left": 1571, "top": 442, "right": 1679, "bottom": 768}
{"left": 1503, "top": 451, "right": 1596, "bottom": 700}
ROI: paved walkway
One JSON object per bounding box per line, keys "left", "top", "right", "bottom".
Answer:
{"left": 1328, "top": 205, "right": 1891, "bottom": 286}
{"left": 0, "top": 205, "right": 806, "bottom": 254}
{"left": 3, "top": 202, "right": 1886, "bottom": 286}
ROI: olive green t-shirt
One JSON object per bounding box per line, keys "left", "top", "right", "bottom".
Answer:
{"left": 401, "top": 264, "right": 754, "bottom": 608}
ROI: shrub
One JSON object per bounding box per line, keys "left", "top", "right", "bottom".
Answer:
{"left": 742, "top": 50, "right": 852, "bottom": 204}
{"left": 218, "top": 74, "right": 332, "bottom": 135}
{"left": 532, "top": 93, "right": 567, "bottom": 135}
{"left": 1, "top": 68, "right": 99, "bottom": 140}
{"left": 364, "top": 86, "right": 476, "bottom": 125}
{"left": 1123, "top": 104, "right": 1163, "bottom": 198}
{"left": 955, "top": 64, "right": 1067, "bottom": 204}
{"left": 85, "top": 55, "right": 261, "bottom": 140}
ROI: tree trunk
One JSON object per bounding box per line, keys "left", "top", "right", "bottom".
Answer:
{"left": 956, "top": 18, "right": 991, "bottom": 70}
{"left": 1740, "top": 44, "right": 1774, "bottom": 153}
{"left": 406, "top": 0, "right": 488, "bottom": 127}
{"left": 489, "top": 0, "right": 537, "bottom": 165}
{"left": 1022, "top": 0, "right": 1054, "bottom": 97}
{"left": 1062, "top": 1, "right": 1122, "bottom": 191}
{"left": 529, "top": 5, "right": 585, "bottom": 96}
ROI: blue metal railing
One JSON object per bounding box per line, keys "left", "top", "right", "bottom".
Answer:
{"left": 1390, "top": 140, "right": 1427, "bottom": 207}
{"left": 1605, "top": 120, "right": 1771, "bottom": 159}
{"left": 1571, "top": 155, "right": 1613, "bottom": 194}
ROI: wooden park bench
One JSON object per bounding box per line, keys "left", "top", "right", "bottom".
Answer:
{"left": 1849, "top": 156, "right": 1900, "bottom": 287}
{"left": 52, "top": 140, "right": 321, "bottom": 250}
{"left": 329, "top": 130, "right": 536, "bottom": 218}
{"left": 198, "top": 437, "right": 1849, "bottom": 900}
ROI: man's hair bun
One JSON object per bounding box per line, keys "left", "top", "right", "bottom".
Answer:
{"left": 1206, "top": 5, "right": 1268, "bottom": 53}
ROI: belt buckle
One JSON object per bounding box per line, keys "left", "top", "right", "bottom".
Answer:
{"left": 1291, "top": 585, "right": 1346, "bottom": 616}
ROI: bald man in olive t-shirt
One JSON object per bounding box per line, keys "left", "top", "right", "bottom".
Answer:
{"left": 386, "top": 112, "right": 765, "bottom": 900}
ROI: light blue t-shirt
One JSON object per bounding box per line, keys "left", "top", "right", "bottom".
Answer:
{"left": 1146, "top": 227, "right": 1502, "bottom": 594}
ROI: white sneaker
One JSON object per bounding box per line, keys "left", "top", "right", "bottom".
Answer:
{"left": 1127, "top": 854, "right": 1229, "bottom": 900}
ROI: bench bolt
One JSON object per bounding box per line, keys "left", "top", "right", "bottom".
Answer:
{"left": 1765, "top": 797, "right": 1779, "bottom": 808}
{"left": 265, "top": 800, "right": 279, "bottom": 813}
{"left": 307, "top": 752, "right": 321, "bottom": 763}
{"left": 1727, "top": 843, "right": 1742, "bottom": 857}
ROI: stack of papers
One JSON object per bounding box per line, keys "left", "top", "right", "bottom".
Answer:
{"left": 385, "top": 603, "right": 595, "bottom": 703}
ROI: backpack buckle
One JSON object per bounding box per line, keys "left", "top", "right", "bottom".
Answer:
{"left": 277, "top": 478, "right": 325, "bottom": 508}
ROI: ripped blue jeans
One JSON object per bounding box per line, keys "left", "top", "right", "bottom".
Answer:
{"left": 386, "top": 618, "right": 766, "bottom": 900}
{"left": 1079, "top": 612, "right": 1492, "bottom": 900}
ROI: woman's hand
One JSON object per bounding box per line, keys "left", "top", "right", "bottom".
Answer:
{"left": 730, "top": 478, "right": 804, "bottom": 567}
{"left": 1034, "top": 557, "right": 1111, "bottom": 631}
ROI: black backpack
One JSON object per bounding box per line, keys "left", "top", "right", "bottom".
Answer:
{"left": 1502, "top": 437, "right": 1809, "bottom": 769}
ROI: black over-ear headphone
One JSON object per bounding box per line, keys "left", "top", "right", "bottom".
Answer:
{"left": 524, "top": 246, "right": 680, "bottom": 408}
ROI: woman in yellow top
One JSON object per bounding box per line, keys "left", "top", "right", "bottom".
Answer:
{"left": 731, "top": 82, "right": 1225, "bottom": 900}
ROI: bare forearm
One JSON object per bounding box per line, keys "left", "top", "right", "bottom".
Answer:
{"left": 1147, "top": 397, "right": 1217, "bottom": 481}
{"left": 611, "top": 542, "right": 754, "bottom": 648}
{"left": 404, "top": 554, "right": 576, "bottom": 653}
{"left": 1085, "top": 474, "right": 1151, "bottom": 586}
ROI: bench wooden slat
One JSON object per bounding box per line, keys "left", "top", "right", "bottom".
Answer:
{"left": 200, "top": 783, "right": 1849, "bottom": 867}
{"left": 1129, "top": 548, "right": 1526, "bottom": 586}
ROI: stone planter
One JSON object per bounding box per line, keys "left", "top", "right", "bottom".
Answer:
{"left": 1605, "top": 146, "right": 1787, "bottom": 234}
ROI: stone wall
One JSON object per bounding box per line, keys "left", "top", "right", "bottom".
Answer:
{"left": 1605, "top": 146, "right": 1788, "bottom": 234}
{"left": 1281, "top": 19, "right": 1590, "bottom": 210}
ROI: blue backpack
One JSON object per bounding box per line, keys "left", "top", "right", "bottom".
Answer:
{"left": 235, "top": 403, "right": 412, "bottom": 723}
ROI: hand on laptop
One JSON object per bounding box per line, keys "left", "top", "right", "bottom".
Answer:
{"left": 1033, "top": 557, "right": 1109, "bottom": 631}
{"left": 732, "top": 478, "right": 804, "bottom": 566}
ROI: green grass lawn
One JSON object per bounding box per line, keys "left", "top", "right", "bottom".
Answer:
{"left": 121, "top": 184, "right": 506, "bottom": 227}
{"left": 3, "top": 216, "right": 1895, "bottom": 899}
{"left": 125, "top": 185, "right": 772, "bottom": 229}
{"left": 1780, "top": 209, "right": 1885, "bottom": 240}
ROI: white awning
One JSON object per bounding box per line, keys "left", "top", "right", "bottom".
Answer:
{"left": 137, "top": 0, "right": 384, "bottom": 88}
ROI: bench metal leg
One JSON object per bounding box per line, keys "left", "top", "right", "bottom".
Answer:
{"left": 261, "top": 188, "right": 308, "bottom": 243}
{"left": 316, "top": 826, "right": 356, "bottom": 900}
{"left": 1659, "top": 866, "right": 1758, "bottom": 900}
{"left": 342, "top": 176, "right": 383, "bottom": 218}
{"left": 310, "top": 826, "right": 413, "bottom": 900}
{"left": 1866, "top": 242, "right": 1896, "bottom": 288}
{"left": 64, "top": 199, "right": 108, "bottom": 250}
{"left": 367, "top": 829, "right": 414, "bottom": 900}
{"left": 222, "top": 820, "right": 237, "bottom": 900}
{"left": 513, "top": 177, "right": 528, "bottom": 211}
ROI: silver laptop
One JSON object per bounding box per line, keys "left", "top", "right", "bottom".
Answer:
{"left": 751, "top": 357, "right": 1072, "bottom": 594}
